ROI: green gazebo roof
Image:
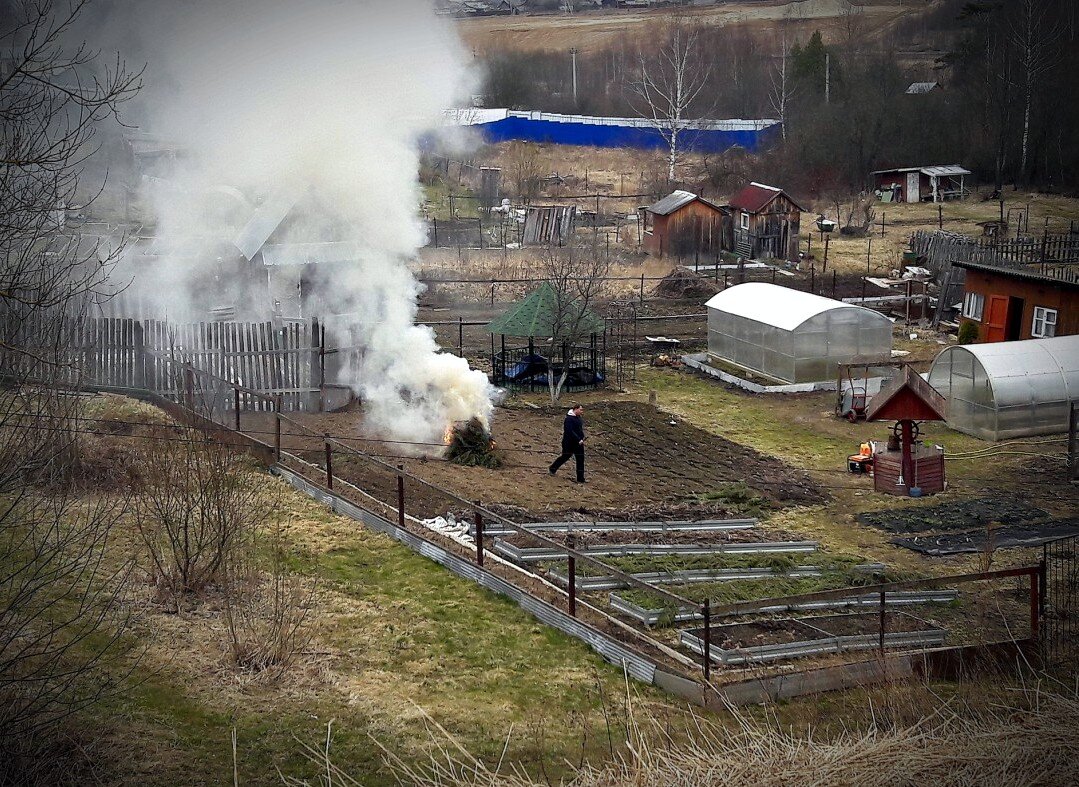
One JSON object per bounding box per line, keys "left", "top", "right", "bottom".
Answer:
{"left": 485, "top": 282, "right": 605, "bottom": 338}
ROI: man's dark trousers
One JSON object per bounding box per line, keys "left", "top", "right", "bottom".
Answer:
{"left": 549, "top": 443, "right": 585, "bottom": 482}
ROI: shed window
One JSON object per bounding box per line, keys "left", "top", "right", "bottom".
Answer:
{"left": 1032, "top": 307, "right": 1057, "bottom": 338}
{"left": 740, "top": 212, "right": 748, "bottom": 230}
{"left": 962, "top": 292, "right": 984, "bottom": 321}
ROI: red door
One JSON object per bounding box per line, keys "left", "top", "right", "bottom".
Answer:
{"left": 983, "top": 295, "right": 1009, "bottom": 342}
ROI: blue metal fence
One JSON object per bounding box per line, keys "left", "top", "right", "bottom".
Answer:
{"left": 443, "top": 110, "right": 782, "bottom": 153}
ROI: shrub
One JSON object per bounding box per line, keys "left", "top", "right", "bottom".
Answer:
{"left": 957, "top": 320, "right": 979, "bottom": 345}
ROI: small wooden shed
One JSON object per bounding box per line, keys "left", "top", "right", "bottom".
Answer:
{"left": 641, "top": 190, "right": 728, "bottom": 259}
{"left": 726, "top": 182, "right": 804, "bottom": 261}
{"left": 871, "top": 165, "right": 970, "bottom": 203}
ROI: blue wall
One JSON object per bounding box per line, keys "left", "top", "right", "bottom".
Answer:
{"left": 473, "top": 116, "right": 781, "bottom": 153}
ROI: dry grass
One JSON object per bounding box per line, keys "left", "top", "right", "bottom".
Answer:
{"left": 457, "top": 1, "right": 911, "bottom": 55}
{"left": 360, "top": 679, "right": 1079, "bottom": 787}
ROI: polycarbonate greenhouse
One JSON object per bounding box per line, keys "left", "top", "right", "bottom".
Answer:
{"left": 705, "top": 283, "right": 893, "bottom": 384}
{"left": 927, "top": 335, "right": 1079, "bottom": 440}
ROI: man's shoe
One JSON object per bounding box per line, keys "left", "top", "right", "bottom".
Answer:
{"left": 548, "top": 469, "right": 556, "bottom": 476}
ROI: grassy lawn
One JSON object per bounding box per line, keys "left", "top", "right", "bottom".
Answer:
{"left": 97, "top": 474, "right": 687, "bottom": 786}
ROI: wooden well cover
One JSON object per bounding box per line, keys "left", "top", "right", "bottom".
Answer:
{"left": 866, "top": 365, "right": 947, "bottom": 423}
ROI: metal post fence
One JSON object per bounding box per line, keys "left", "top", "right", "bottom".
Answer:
{"left": 397, "top": 465, "right": 405, "bottom": 530}
{"left": 474, "top": 505, "right": 484, "bottom": 567}
{"left": 702, "top": 598, "right": 711, "bottom": 681}
{"left": 568, "top": 534, "right": 577, "bottom": 618}
{"left": 324, "top": 441, "right": 333, "bottom": 490}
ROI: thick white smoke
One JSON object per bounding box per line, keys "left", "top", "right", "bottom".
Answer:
{"left": 114, "top": 0, "right": 494, "bottom": 443}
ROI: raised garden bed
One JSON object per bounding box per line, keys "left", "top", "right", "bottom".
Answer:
{"left": 680, "top": 612, "right": 947, "bottom": 665}
{"left": 611, "top": 589, "right": 959, "bottom": 627}
{"left": 547, "top": 564, "right": 828, "bottom": 592}
{"left": 492, "top": 538, "right": 818, "bottom": 563}
{"left": 467, "top": 518, "right": 759, "bottom": 538}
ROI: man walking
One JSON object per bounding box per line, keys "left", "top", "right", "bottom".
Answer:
{"left": 549, "top": 404, "right": 586, "bottom": 483}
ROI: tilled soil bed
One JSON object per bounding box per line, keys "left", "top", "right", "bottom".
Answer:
{"left": 856, "top": 497, "right": 1048, "bottom": 534}
{"left": 244, "top": 400, "right": 826, "bottom": 522}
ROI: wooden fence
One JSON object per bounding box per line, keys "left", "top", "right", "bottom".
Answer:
{"left": 910, "top": 229, "right": 1079, "bottom": 325}
{"left": 2, "top": 313, "right": 322, "bottom": 411}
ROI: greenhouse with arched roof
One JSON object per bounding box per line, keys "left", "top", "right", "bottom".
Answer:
{"left": 926, "top": 335, "right": 1079, "bottom": 440}
{"left": 705, "top": 283, "right": 892, "bottom": 384}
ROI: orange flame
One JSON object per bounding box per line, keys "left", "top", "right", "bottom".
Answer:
{"left": 443, "top": 423, "right": 455, "bottom": 446}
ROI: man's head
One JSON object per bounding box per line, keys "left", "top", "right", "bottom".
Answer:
{"left": 571, "top": 404, "right": 583, "bottom": 415}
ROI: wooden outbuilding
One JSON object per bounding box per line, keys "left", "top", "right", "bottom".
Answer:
{"left": 871, "top": 165, "right": 970, "bottom": 203}
{"left": 640, "top": 190, "right": 728, "bottom": 259}
{"left": 726, "top": 182, "right": 804, "bottom": 261}
{"left": 955, "top": 261, "right": 1078, "bottom": 342}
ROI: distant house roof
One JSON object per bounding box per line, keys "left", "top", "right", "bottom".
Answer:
{"left": 645, "top": 190, "right": 725, "bottom": 216}
{"left": 261, "top": 241, "right": 364, "bottom": 267}
{"left": 485, "top": 282, "right": 604, "bottom": 338}
{"left": 727, "top": 182, "right": 806, "bottom": 213}
{"left": 871, "top": 164, "right": 971, "bottom": 177}
{"left": 233, "top": 190, "right": 300, "bottom": 260}
{"left": 905, "top": 81, "right": 940, "bottom": 94}
{"left": 953, "top": 260, "right": 1079, "bottom": 290}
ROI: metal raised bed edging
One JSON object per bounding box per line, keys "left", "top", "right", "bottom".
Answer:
{"left": 272, "top": 412, "right": 699, "bottom": 612}
{"left": 492, "top": 539, "right": 819, "bottom": 562}
{"left": 467, "top": 519, "right": 759, "bottom": 537}
{"left": 611, "top": 590, "right": 961, "bottom": 628}
{"left": 272, "top": 465, "right": 676, "bottom": 687}
{"left": 548, "top": 566, "right": 826, "bottom": 592}
{"left": 679, "top": 626, "right": 948, "bottom": 666}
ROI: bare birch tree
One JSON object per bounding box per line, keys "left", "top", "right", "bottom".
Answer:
{"left": 628, "top": 21, "right": 711, "bottom": 183}
{"left": 1010, "top": 0, "right": 1059, "bottom": 184}
{"left": 538, "top": 245, "right": 608, "bottom": 405}
{"left": 769, "top": 32, "right": 795, "bottom": 143}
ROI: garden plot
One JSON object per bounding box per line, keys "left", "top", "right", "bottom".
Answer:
{"left": 857, "top": 497, "right": 1050, "bottom": 534}
{"left": 243, "top": 400, "right": 827, "bottom": 523}
{"left": 857, "top": 497, "right": 1079, "bottom": 555}
{"left": 894, "top": 520, "right": 1079, "bottom": 556}
{"left": 680, "top": 612, "right": 948, "bottom": 665}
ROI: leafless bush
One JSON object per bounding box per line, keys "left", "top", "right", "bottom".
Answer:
{"left": 132, "top": 425, "right": 268, "bottom": 605}
{"left": 222, "top": 525, "right": 317, "bottom": 674}
{"left": 0, "top": 489, "right": 137, "bottom": 781}
{"left": 503, "top": 142, "right": 545, "bottom": 205}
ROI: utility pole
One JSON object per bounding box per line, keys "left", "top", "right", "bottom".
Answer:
{"left": 570, "top": 47, "right": 578, "bottom": 107}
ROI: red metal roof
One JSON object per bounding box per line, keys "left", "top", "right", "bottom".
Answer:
{"left": 727, "top": 182, "right": 805, "bottom": 214}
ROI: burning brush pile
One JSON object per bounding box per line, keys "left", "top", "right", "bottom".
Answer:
{"left": 444, "top": 417, "right": 502, "bottom": 469}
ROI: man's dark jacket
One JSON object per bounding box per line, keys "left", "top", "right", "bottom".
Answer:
{"left": 562, "top": 411, "right": 584, "bottom": 452}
